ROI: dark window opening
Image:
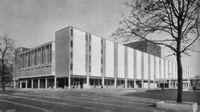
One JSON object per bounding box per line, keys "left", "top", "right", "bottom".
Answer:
{"left": 89, "top": 46, "right": 91, "bottom": 51}
{"left": 70, "top": 28, "right": 73, "bottom": 36}
{"left": 70, "top": 40, "right": 73, "bottom": 47}
{"left": 89, "top": 65, "right": 91, "bottom": 72}
{"left": 70, "top": 52, "right": 73, "bottom": 58}
{"left": 70, "top": 63, "right": 73, "bottom": 70}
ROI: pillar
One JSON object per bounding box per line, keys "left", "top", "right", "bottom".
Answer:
{"left": 45, "top": 77, "right": 48, "bottom": 89}
{"left": 125, "top": 79, "right": 128, "bottom": 88}
{"left": 125, "top": 47, "right": 128, "bottom": 89}
{"left": 13, "top": 80, "right": 16, "bottom": 88}
{"left": 31, "top": 79, "right": 33, "bottom": 88}
{"left": 68, "top": 75, "right": 71, "bottom": 89}
{"left": 38, "top": 78, "right": 40, "bottom": 89}
{"left": 153, "top": 80, "right": 155, "bottom": 89}
{"left": 187, "top": 79, "right": 190, "bottom": 88}
{"left": 169, "top": 80, "right": 171, "bottom": 88}
{"left": 114, "top": 78, "right": 117, "bottom": 88}
{"left": 102, "top": 77, "right": 104, "bottom": 87}
{"left": 141, "top": 80, "right": 144, "bottom": 88}
{"left": 134, "top": 80, "right": 137, "bottom": 88}
{"left": 148, "top": 80, "right": 150, "bottom": 89}
{"left": 25, "top": 80, "right": 28, "bottom": 88}
{"left": 148, "top": 54, "right": 151, "bottom": 89}
{"left": 20, "top": 81, "right": 22, "bottom": 88}
{"left": 54, "top": 76, "right": 57, "bottom": 89}
{"left": 86, "top": 76, "right": 89, "bottom": 86}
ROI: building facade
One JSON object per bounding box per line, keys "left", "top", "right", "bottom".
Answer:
{"left": 13, "top": 26, "right": 191, "bottom": 89}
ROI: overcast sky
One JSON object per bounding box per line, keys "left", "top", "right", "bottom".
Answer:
{"left": 0, "top": 0, "right": 199, "bottom": 76}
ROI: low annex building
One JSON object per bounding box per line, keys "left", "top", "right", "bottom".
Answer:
{"left": 13, "top": 26, "right": 191, "bottom": 89}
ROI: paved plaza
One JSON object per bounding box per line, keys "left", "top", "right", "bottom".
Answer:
{"left": 0, "top": 88, "right": 199, "bottom": 112}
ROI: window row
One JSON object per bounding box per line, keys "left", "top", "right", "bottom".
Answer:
{"left": 19, "top": 44, "right": 52, "bottom": 68}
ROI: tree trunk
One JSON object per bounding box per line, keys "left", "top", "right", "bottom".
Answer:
{"left": 1, "top": 59, "right": 5, "bottom": 92}
{"left": 176, "top": 52, "right": 183, "bottom": 103}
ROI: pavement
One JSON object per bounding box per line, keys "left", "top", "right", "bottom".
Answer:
{"left": 0, "top": 88, "right": 199, "bottom": 112}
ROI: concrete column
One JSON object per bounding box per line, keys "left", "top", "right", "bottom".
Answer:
{"left": 169, "top": 80, "right": 171, "bottom": 88}
{"left": 45, "top": 77, "right": 48, "bottom": 89}
{"left": 141, "top": 80, "right": 144, "bottom": 88}
{"left": 20, "top": 81, "right": 22, "bottom": 88}
{"left": 133, "top": 49, "right": 137, "bottom": 88}
{"left": 125, "top": 79, "right": 128, "bottom": 88}
{"left": 187, "top": 79, "right": 190, "bottom": 89}
{"left": 38, "top": 78, "right": 40, "bottom": 89}
{"left": 154, "top": 56, "right": 157, "bottom": 88}
{"left": 134, "top": 80, "right": 137, "bottom": 88}
{"left": 141, "top": 52, "right": 144, "bottom": 88}
{"left": 114, "top": 43, "right": 118, "bottom": 88}
{"left": 68, "top": 75, "right": 71, "bottom": 89}
{"left": 102, "top": 77, "right": 104, "bottom": 87}
{"left": 153, "top": 81, "right": 155, "bottom": 89}
{"left": 25, "top": 80, "right": 28, "bottom": 88}
{"left": 31, "top": 79, "right": 33, "bottom": 88}
{"left": 125, "top": 47, "right": 128, "bottom": 89}
{"left": 114, "top": 78, "right": 117, "bottom": 88}
{"left": 86, "top": 76, "right": 89, "bottom": 85}
{"left": 148, "top": 54, "right": 151, "bottom": 89}
{"left": 13, "top": 80, "right": 16, "bottom": 88}
{"left": 54, "top": 76, "right": 57, "bottom": 89}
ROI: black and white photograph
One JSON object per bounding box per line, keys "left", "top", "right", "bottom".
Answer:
{"left": 0, "top": 0, "right": 200, "bottom": 112}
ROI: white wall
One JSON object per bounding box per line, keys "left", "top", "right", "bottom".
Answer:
{"left": 136, "top": 50, "right": 142, "bottom": 79}
{"left": 165, "top": 60, "right": 169, "bottom": 79}
{"left": 105, "top": 40, "right": 114, "bottom": 77}
{"left": 73, "top": 29, "right": 86, "bottom": 76}
{"left": 118, "top": 44, "right": 125, "bottom": 78}
{"left": 175, "top": 63, "right": 177, "bottom": 79}
{"left": 127, "top": 47, "right": 134, "bottom": 79}
{"left": 150, "top": 55, "right": 154, "bottom": 80}
{"left": 143, "top": 53, "right": 149, "bottom": 80}
{"left": 168, "top": 61, "right": 172, "bottom": 79}
{"left": 172, "top": 62, "right": 176, "bottom": 79}
{"left": 155, "top": 57, "right": 160, "bottom": 79}
{"left": 91, "top": 35, "right": 101, "bottom": 77}
{"left": 160, "top": 59, "right": 164, "bottom": 79}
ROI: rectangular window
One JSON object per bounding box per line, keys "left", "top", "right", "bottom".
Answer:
{"left": 89, "top": 55, "right": 91, "bottom": 63}
{"left": 101, "top": 49, "right": 103, "bottom": 55}
{"left": 70, "top": 28, "right": 73, "bottom": 36}
{"left": 89, "top": 65, "right": 91, "bottom": 72}
{"left": 89, "top": 35, "right": 91, "bottom": 41}
{"left": 23, "top": 54, "right": 25, "bottom": 67}
{"left": 89, "top": 46, "right": 91, "bottom": 51}
{"left": 70, "top": 40, "right": 73, "bottom": 47}
{"left": 101, "top": 67, "right": 103, "bottom": 73}
{"left": 28, "top": 52, "right": 30, "bottom": 66}
{"left": 46, "top": 45, "right": 49, "bottom": 64}
{"left": 70, "top": 52, "right": 73, "bottom": 58}
{"left": 49, "top": 44, "right": 52, "bottom": 64}
{"left": 42, "top": 47, "right": 45, "bottom": 64}
{"left": 101, "top": 39, "right": 103, "bottom": 45}
{"left": 70, "top": 63, "right": 73, "bottom": 70}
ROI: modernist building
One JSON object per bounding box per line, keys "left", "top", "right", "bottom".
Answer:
{"left": 13, "top": 26, "right": 191, "bottom": 89}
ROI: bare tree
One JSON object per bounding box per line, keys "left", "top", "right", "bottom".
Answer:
{"left": 112, "top": 0, "right": 200, "bottom": 103}
{"left": 0, "top": 35, "right": 15, "bottom": 92}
